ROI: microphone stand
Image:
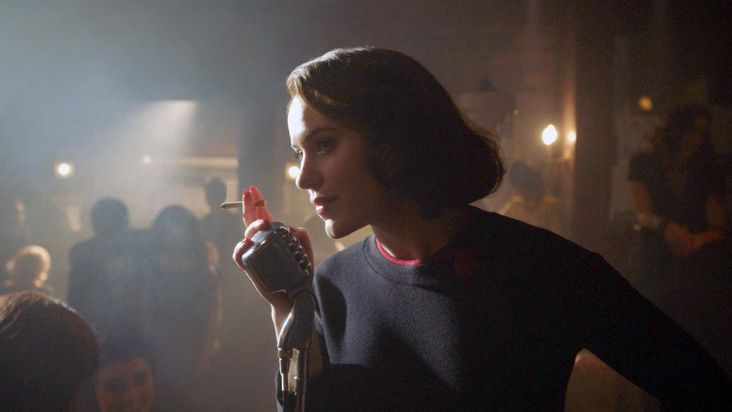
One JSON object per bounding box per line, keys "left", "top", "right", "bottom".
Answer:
{"left": 237, "top": 222, "right": 315, "bottom": 412}
{"left": 278, "top": 292, "right": 315, "bottom": 412}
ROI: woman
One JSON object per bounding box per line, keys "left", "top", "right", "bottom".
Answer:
{"left": 235, "top": 48, "right": 730, "bottom": 410}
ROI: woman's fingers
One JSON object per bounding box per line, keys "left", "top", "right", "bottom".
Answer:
{"left": 250, "top": 185, "right": 275, "bottom": 222}
{"left": 232, "top": 238, "right": 254, "bottom": 270}
{"left": 242, "top": 187, "right": 256, "bottom": 227}
{"left": 233, "top": 187, "right": 296, "bottom": 335}
{"left": 244, "top": 218, "right": 271, "bottom": 240}
{"left": 242, "top": 185, "right": 275, "bottom": 227}
{"left": 236, "top": 221, "right": 314, "bottom": 273}
{"left": 233, "top": 218, "right": 272, "bottom": 269}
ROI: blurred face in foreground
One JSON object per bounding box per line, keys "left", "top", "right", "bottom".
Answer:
{"left": 96, "top": 357, "right": 155, "bottom": 412}
{"left": 288, "top": 95, "right": 389, "bottom": 239}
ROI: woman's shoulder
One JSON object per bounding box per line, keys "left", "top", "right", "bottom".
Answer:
{"left": 470, "top": 208, "right": 595, "bottom": 264}
{"left": 470, "top": 211, "right": 613, "bottom": 295}
{"left": 471, "top": 206, "right": 556, "bottom": 234}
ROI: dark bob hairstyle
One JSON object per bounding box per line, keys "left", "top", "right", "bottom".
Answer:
{"left": 287, "top": 47, "right": 504, "bottom": 217}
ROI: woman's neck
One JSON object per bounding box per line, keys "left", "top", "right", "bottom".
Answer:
{"left": 371, "top": 204, "right": 468, "bottom": 260}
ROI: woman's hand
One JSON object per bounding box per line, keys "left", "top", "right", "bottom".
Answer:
{"left": 232, "top": 185, "right": 314, "bottom": 338}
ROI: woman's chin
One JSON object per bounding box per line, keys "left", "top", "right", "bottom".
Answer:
{"left": 324, "top": 219, "right": 361, "bottom": 240}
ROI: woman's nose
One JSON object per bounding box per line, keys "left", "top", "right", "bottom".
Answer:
{"left": 295, "top": 157, "right": 322, "bottom": 190}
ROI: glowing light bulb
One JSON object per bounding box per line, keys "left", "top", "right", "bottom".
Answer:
{"left": 286, "top": 164, "right": 300, "bottom": 181}
{"left": 542, "top": 124, "right": 558, "bottom": 146}
{"left": 55, "top": 162, "right": 74, "bottom": 179}
{"left": 638, "top": 96, "right": 653, "bottom": 112}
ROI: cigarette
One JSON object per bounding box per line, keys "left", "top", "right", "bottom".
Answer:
{"left": 219, "top": 200, "right": 266, "bottom": 209}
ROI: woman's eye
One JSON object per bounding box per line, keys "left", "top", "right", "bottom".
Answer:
{"left": 314, "top": 138, "right": 333, "bottom": 153}
{"left": 293, "top": 149, "right": 303, "bottom": 161}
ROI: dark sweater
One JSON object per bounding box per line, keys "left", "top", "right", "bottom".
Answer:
{"left": 283, "top": 208, "right": 730, "bottom": 411}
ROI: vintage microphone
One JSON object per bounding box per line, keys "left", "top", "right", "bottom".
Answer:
{"left": 238, "top": 222, "right": 314, "bottom": 412}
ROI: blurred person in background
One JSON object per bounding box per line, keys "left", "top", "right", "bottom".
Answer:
{"left": 2, "top": 244, "right": 54, "bottom": 296}
{"left": 200, "top": 177, "right": 241, "bottom": 273}
{"left": 144, "top": 205, "right": 222, "bottom": 411}
{"left": 629, "top": 103, "right": 731, "bottom": 373}
{"left": 628, "top": 104, "right": 726, "bottom": 296}
{"left": 68, "top": 197, "right": 139, "bottom": 315}
{"left": 0, "top": 194, "right": 29, "bottom": 283}
{"left": 0, "top": 291, "right": 98, "bottom": 411}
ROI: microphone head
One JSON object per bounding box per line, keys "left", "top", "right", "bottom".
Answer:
{"left": 239, "top": 222, "right": 312, "bottom": 298}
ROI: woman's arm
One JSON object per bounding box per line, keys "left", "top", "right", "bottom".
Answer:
{"left": 579, "top": 256, "right": 731, "bottom": 408}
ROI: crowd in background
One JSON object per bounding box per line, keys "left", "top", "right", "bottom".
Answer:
{"left": 0, "top": 177, "right": 267, "bottom": 411}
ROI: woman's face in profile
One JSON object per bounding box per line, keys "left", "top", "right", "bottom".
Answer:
{"left": 288, "top": 96, "right": 389, "bottom": 239}
{"left": 96, "top": 357, "right": 155, "bottom": 412}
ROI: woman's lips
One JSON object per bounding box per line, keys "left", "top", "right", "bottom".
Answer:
{"left": 313, "top": 197, "right": 336, "bottom": 217}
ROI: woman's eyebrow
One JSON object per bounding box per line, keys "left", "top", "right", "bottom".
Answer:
{"left": 293, "top": 126, "right": 339, "bottom": 149}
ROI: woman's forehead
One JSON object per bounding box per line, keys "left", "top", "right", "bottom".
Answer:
{"left": 288, "top": 96, "right": 338, "bottom": 143}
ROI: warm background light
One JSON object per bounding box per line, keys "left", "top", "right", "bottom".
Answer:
{"left": 286, "top": 164, "right": 300, "bottom": 181}
{"left": 542, "top": 124, "right": 559, "bottom": 146}
{"left": 638, "top": 96, "right": 653, "bottom": 112}
{"left": 55, "top": 161, "right": 74, "bottom": 179}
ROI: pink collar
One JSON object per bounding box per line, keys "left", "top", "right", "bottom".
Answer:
{"left": 374, "top": 237, "right": 424, "bottom": 266}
